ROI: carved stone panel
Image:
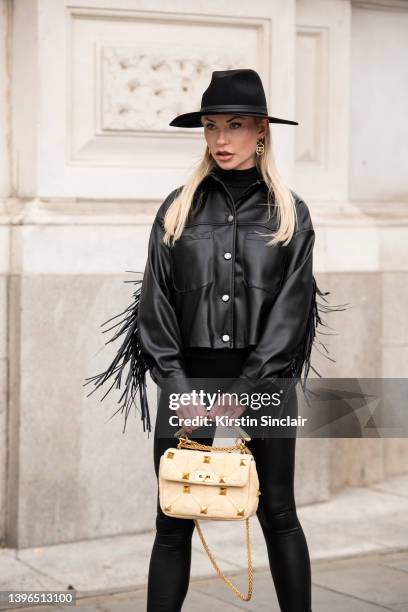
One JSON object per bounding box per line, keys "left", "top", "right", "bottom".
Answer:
{"left": 100, "top": 47, "right": 241, "bottom": 132}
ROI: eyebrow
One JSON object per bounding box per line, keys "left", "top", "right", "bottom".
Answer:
{"left": 202, "top": 116, "right": 243, "bottom": 124}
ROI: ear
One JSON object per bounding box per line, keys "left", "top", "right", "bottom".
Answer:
{"left": 258, "top": 118, "right": 268, "bottom": 139}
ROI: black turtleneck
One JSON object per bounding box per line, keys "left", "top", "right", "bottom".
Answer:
{"left": 213, "top": 164, "right": 261, "bottom": 203}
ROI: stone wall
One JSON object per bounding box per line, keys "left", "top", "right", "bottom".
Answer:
{"left": 0, "top": 0, "right": 407, "bottom": 548}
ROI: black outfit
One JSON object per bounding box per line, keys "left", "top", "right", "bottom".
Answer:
{"left": 146, "top": 168, "right": 312, "bottom": 612}
{"left": 84, "top": 74, "right": 344, "bottom": 610}
{"left": 82, "top": 164, "right": 345, "bottom": 609}
{"left": 85, "top": 158, "right": 340, "bottom": 436}
{"left": 133, "top": 162, "right": 322, "bottom": 435}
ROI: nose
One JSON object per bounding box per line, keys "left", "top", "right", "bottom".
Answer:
{"left": 216, "top": 131, "right": 228, "bottom": 145}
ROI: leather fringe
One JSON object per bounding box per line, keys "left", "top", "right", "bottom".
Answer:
{"left": 83, "top": 272, "right": 152, "bottom": 435}
{"left": 84, "top": 273, "right": 349, "bottom": 434}
{"left": 291, "top": 276, "right": 351, "bottom": 391}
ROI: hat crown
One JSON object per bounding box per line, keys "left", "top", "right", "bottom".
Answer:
{"left": 201, "top": 69, "right": 267, "bottom": 112}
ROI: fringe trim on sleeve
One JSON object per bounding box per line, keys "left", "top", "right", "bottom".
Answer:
{"left": 290, "top": 276, "right": 351, "bottom": 392}
{"left": 83, "top": 271, "right": 152, "bottom": 435}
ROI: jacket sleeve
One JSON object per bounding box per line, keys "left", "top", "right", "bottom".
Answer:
{"left": 137, "top": 213, "right": 192, "bottom": 396}
{"left": 223, "top": 200, "right": 316, "bottom": 398}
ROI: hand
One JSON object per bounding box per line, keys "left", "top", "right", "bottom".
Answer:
{"left": 174, "top": 393, "right": 210, "bottom": 434}
{"left": 208, "top": 394, "right": 247, "bottom": 421}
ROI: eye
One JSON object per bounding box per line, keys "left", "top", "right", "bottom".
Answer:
{"left": 204, "top": 123, "right": 215, "bottom": 130}
{"left": 230, "top": 122, "right": 242, "bottom": 129}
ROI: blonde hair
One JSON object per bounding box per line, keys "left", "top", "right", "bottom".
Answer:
{"left": 162, "top": 117, "right": 297, "bottom": 248}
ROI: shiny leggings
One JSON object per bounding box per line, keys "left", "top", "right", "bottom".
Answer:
{"left": 146, "top": 350, "right": 312, "bottom": 612}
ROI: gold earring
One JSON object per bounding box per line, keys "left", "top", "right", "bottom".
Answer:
{"left": 256, "top": 139, "right": 265, "bottom": 156}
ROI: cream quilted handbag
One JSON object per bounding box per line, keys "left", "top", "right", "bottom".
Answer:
{"left": 158, "top": 432, "right": 260, "bottom": 601}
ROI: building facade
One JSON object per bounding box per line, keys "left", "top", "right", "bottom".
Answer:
{"left": 0, "top": 0, "right": 407, "bottom": 548}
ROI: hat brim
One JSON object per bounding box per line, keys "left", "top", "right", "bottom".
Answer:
{"left": 169, "top": 110, "right": 298, "bottom": 128}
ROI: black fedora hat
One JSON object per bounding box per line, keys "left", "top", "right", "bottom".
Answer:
{"left": 169, "top": 68, "right": 298, "bottom": 128}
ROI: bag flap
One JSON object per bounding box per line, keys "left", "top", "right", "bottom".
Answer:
{"left": 159, "top": 447, "right": 252, "bottom": 487}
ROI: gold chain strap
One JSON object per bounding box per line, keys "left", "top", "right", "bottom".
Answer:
{"left": 176, "top": 433, "right": 254, "bottom": 601}
{"left": 176, "top": 434, "right": 253, "bottom": 455}
{"left": 194, "top": 518, "right": 253, "bottom": 601}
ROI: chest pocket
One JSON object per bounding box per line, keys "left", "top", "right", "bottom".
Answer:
{"left": 243, "top": 232, "right": 287, "bottom": 296}
{"left": 171, "top": 230, "right": 214, "bottom": 292}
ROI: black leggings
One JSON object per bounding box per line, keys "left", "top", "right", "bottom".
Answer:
{"left": 147, "top": 350, "right": 312, "bottom": 612}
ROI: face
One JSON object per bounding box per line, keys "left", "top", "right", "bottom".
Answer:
{"left": 201, "top": 114, "right": 268, "bottom": 170}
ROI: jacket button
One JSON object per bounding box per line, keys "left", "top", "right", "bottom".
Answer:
{"left": 224, "top": 252, "right": 232, "bottom": 260}
{"left": 221, "top": 294, "right": 230, "bottom": 302}
{"left": 222, "top": 334, "right": 230, "bottom": 342}
{"left": 227, "top": 214, "right": 234, "bottom": 222}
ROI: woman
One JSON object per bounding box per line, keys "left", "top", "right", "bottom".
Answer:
{"left": 86, "top": 69, "right": 341, "bottom": 611}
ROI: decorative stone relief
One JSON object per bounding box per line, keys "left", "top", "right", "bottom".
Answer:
{"left": 100, "top": 46, "right": 244, "bottom": 132}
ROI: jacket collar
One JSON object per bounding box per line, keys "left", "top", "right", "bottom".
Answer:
{"left": 192, "top": 169, "right": 268, "bottom": 214}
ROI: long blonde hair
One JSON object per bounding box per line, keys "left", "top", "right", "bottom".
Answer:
{"left": 162, "top": 117, "right": 297, "bottom": 248}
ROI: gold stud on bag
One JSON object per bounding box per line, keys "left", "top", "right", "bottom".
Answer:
{"left": 158, "top": 430, "right": 260, "bottom": 602}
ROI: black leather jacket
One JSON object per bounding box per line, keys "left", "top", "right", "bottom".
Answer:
{"left": 85, "top": 169, "right": 344, "bottom": 433}
{"left": 137, "top": 170, "right": 316, "bottom": 400}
